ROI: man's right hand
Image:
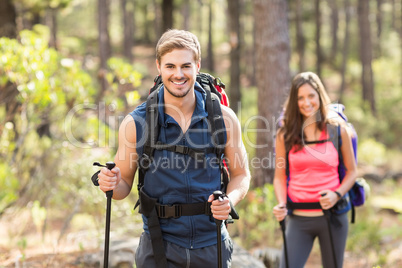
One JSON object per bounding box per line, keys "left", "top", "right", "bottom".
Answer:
{"left": 98, "top": 166, "right": 121, "bottom": 193}
{"left": 273, "top": 203, "right": 287, "bottom": 222}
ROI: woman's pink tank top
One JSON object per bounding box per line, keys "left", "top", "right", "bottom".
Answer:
{"left": 288, "top": 130, "right": 340, "bottom": 205}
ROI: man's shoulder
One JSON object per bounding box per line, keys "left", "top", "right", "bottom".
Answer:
{"left": 129, "top": 101, "right": 147, "bottom": 119}
{"left": 220, "top": 105, "right": 238, "bottom": 124}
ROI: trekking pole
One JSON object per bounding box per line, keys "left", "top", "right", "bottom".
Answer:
{"left": 213, "top": 190, "right": 224, "bottom": 268}
{"left": 93, "top": 161, "right": 116, "bottom": 268}
{"left": 321, "top": 193, "right": 338, "bottom": 268}
{"left": 279, "top": 217, "right": 289, "bottom": 268}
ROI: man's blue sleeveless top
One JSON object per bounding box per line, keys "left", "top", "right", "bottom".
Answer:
{"left": 129, "top": 83, "right": 229, "bottom": 249}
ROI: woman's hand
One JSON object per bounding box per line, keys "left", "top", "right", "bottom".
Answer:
{"left": 273, "top": 203, "right": 288, "bottom": 222}
{"left": 318, "top": 190, "right": 339, "bottom": 210}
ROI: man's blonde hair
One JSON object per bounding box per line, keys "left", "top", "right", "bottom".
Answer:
{"left": 156, "top": 29, "right": 201, "bottom": 63}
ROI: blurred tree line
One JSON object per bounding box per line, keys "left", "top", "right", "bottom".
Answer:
{"left": 0, "top": 0, "right": 401, "bottom": 242}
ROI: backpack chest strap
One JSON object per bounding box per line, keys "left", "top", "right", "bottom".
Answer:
{"left": 142, "top": 142, "right": 220, "bottom": 163}
{"left": 156, "top": 202, "right": 212, "bottom": 219}
{"left": 139, "top": 187, "right": 212, "bottom": 219}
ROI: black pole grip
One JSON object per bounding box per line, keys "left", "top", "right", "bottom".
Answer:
{"left": 106, "top": 162, "right": 116, "bottom": 170}
{"left": 213, "top": 190, "right": 223, "bottom": 201}
{"left": 105, "top": 162, "right": 115, "bottom": 198}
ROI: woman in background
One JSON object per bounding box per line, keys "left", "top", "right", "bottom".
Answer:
{"left": 272, "top": 72, "right": 357, "bottom": 268}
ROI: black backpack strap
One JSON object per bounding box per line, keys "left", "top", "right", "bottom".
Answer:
{"left": 155, "top": 202, "right": 212, "bottom": 218}
{"left": 209, "top": 91, "right": 238, "bottom": 221}
{"left": 153, "top": 141, "right": 209, "bottom": 161}
{"left": 304, "top": 139, "right": 330, "bottom": 144}
{"left": 329, "top": 124, "right": 356, "bottom": 223}
{"left": 203, "top": 86, "right": 226, "bottom": 154}
{"left": 144, "top": 89, "right": 160, "bottom": 159}
{"left": 138, "top": 188, "right": 168, "bottom": 268}
{"left": 286, "top": 150, "right": 290, "bottom": 177}
{"left": 205, "top": 88, "right": 217, "bottom": 141}
{"left": 206, "top": 89, "right": 228, "bottom": 188}
{"left": 135, "top": 89, "right": 160, "bottom": 209}
{"left": 326, "top": 123, "right": 339, "bottom": 156}
{"left": 212, "top": 94, "right": 226, "bottom": 152}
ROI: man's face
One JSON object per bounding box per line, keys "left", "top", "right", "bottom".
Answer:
{"left": 156, "top": 49, "right": 200, "bottom": 98}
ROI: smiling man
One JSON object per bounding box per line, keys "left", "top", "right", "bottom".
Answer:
{"left": 97, "top": 29, "right": 251, "bottom": 268}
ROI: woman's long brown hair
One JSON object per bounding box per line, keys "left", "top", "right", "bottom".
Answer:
{"left": 280, "top": 72, "right": 332, "bottom": 152}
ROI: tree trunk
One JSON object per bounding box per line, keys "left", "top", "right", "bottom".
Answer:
{"left": 0, "top": 0, "right": 17, "bottom": 38}
{"left": 161, "top": 0, "right": 174, "bottom": 33}
{"left": 22, "top": 10, "right": 42, "bottom": 30}
{"left": 376, "top": 0, "right": 383, "bottom": 55}
{"left": 206, "top": 0, "right": 214, "bottom": 72}
{"left": 45, "top": 8, "right": 58, "bottom": 49}
{"left": 400, "top": 0, "right": 402, "bottom": 86}
{"left": 315, "top": 0, "right": 323, "bottom": 78}
{"left": 98, "top": 0, "right": 111, "bottom": 95}
{"left": 328, "top": 0, "right": 339, "bottom": 63}
{"left": 143, "top": 3, "right": 150, "bottom": 43}
{"left": 0, "top": 82, "right": 20, "bottom": 140}
{"left": 295, "top": 0, "right": 305, "bottom": 72}
{"left": 37, "top": 2, "right": 53, "bottom": 138}
{"left": 0, "top": 1, "right": 19, "bottom": 139}
{"left": 339, "top": 0, "right": 352, "bottom": 103}
{"left": 391, "top": 0, "right": 396, "bottom": 30}
{"left": 182, "top": 0, "right": 190, "bottom": 30}
{"left": 153, "top": 0, "right": 162, "bottom": 41}
{"left": 121, "top": 0, "right": 134, "bottom": 61}
{"left": 358, "top": 0, "right": 376, "bottom": 115}
{"left": 253, "top": 0, "right": 290, "bottom": 186}
{"left": 227, "top": 0, "right": 242, "bottom": 114}
{"left": 195, "top": 0, "right": 204, "bottom": 44}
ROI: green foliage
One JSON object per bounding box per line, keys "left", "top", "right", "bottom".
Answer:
{"left": 107, "top": 57, "right": 142, "bottom": 89}
{"left": 16, "top": 0, "right": 71, "bottom": 11}
{"left": 106, "top": 57, "right": 142, "bottom": 108}
{"left": 371, "top": 179, "right": 402, "bottom": 214}
{"left": 358, "top": 138, "right": 387, "bottom": 166}
{"left": 0, "top": 26, "right": 98, "bottom": 215}
{"left": 0, "top": 162, "right": 19, "bottom": 213}
{"left": 17, "top": 237, "right": 27, "bottom": 261}
{"left": 238, "top": 86, "right": 258, "bottom": 161}
{"left": 347, "top": 206, "right": 382, "bottom": 253}
{"left": 31, "top": 201, "right": 47, "bottom": 235}
{"left": 343, "top": 33, "right": 402, "bottom": 149}
{"left": 0, "top": 25, "right": 143, "bottom": 225}
{"left": 0, "top": 25, "right": 95, "bottom": 107}
{"left": 231, "top": 184, "right": 281, "bottom": 249}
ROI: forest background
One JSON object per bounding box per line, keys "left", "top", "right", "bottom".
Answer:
{"left": 0, "top": 0, "right": 401, "bottom": 267}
